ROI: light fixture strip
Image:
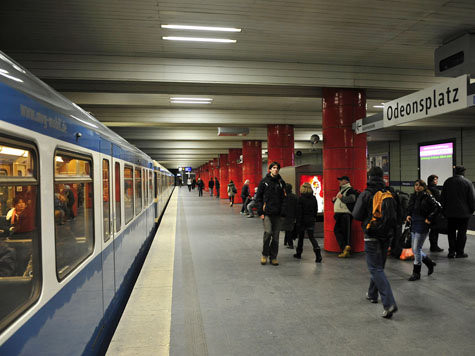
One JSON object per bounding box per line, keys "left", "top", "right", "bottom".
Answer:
{"left": 163, "top": 36, "right": 236, "bottom": 43}
{"left": 170, "top": 100, "right": 212, "bottom": 104}
{"left": 161, "top": 24, "right": 241, "bottom": 32}
{"left": 170, "top": 97, "right": 213, "bottom": 101}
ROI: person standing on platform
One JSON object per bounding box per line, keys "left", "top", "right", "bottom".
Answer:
{"left": 427, "top": 174, "right": 443, "bottom": 252}
{"left": 215, "top": 177, "right": 220, "bottom": 198}
{"left": 240, "top": 180, "right": 251, "bottom": 214}
{"left": 282, "top": 183, "right": 298, "bottom": 249}
{"left": 208, "top": 178, "right": 215, "bottom": 197}
{"left": 187, "top": 177, "right": 192, "bottom": 192}
{"left": 197, "top": 178, "right": 204, "bottom": 197}
{"left": 441, "top": 165, "right": 475, "bottom": 259}
{"left": 227, "top": 180, "right": 237, "bottom": 207}
{"left": 352, "top": 167, "right": 398, "bottom": 319}
{"left": 293, "top": 183, "right": 322, "bottom": 262}
{"left": 192, "top": 178, "right": 196, "bottom": 190}
{"left": 256, "top": 161, "right": 286, "bottom": 266}
{"left": 332, "top": 176, "right": 357, "bottom": 258}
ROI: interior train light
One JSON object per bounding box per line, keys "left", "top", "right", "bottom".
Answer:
{"left": 161, "top": 25, "right": 241, "bottom": 32}
{"left": 162, "top": 36, "right": 236, "bottom": 43}
{"left": 0, "top": 146, "right": 28, "bottom": 157}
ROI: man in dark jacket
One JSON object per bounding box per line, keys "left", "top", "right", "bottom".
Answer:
{"left": 256, "top": 162, "right": 286, "bottom": 266}
{"left": 352, "top": 166, "right": 398, "bottom": 319}
{"left": 240, "top": 180, "right": 251, "bottom": 214}
{"left": 214, "top": 177, "right": 220, "bottom": 198}
{"left": 332, "top": 175, "right": 357, "bottom": 258}
{"left": 427, "top": 174, "right": 443, "bottom": 252}
{"left": 282, "top": 183, "right": 298, "bottom": 249}
{"left": 208, "top": 178, "right": 215, "bottom": 197}
{"left": 441, "top": 166, "right": 475, "bottom": 258}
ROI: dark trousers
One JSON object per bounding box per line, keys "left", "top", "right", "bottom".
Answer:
{"left": 229, "top": 195, "right": 234, "bottom": 205}
{"left": 334, "top": 213, "right": 352, "bottom": 251}
{"left": 447, "top": 217, "right": 469, "bottom": 255}
{"left": 428, "top": 228, "right": 439, "bottom": 248}
{"left": 262, "top": 215, "right": 282, "bottom": 259}
{"left": 241, "top": 196, "right": 250, "bottom": 212}
{"left": 284, "top": 224, "right": 296, "bottom": 247}
{"left": 216, "top": 189, "right": 220, "bottom": 198}
{"left": 198, "top": 188, "right": 203, "bottom": 197}
{"left": 365, "top": 239, "right": 396, "bottom": 310}
{"left": 188, "top": 185, "right": 192, "bottom": 192}
{"left": 296, "top": 228, "right": 320, "bottom": 256}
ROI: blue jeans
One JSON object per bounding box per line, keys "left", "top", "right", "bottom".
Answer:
{"left": 411, "top": 231, "right": 427, "bottom": 265}
{"left": 365, "top": 239, "right": 397, "bottom": 310}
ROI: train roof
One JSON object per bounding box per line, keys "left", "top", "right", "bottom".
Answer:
{"left": 0, "top": 51, "right": 150, "bottom": 162}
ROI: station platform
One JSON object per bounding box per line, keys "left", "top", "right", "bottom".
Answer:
{"left": 107, "top": 187, "right": 475, "bottom": 356}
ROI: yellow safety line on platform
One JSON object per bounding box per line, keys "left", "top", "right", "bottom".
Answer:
{"left": 107, "top": 190, "right": 178, "bottom": 356}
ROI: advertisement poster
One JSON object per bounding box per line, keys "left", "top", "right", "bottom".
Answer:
{"left": 419, "top": 142, "right": 454, "bottom": 185}
{"left": 368, "top": 153, "right": 389, "bottom": 185}
{"left": 299, "top": 175, "right": 324, "bottom": 213}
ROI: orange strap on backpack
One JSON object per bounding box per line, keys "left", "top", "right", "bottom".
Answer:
{"left": 366, "top": 190, "right": 393, "bottom": 230}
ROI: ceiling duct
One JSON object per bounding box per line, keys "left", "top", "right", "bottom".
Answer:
{"left": 217, "top": 127, "right": 249, "bottom": 136}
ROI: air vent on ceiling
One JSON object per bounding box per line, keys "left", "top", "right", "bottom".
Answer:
{"left": 217, "top": 127, "right": 249, "bottom": 136}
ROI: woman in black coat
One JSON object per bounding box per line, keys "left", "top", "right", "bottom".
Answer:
{"left": 282, "top": 183, "right": 298, "bottom": 249}
{"left": 294, "top": 183, "right": 322, "bottom": 263}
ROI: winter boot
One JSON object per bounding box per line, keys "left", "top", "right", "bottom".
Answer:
{"left": 338, "top": 245, "right": 351, "bottom": 258}
{"left": 315, "top": 248, "right": 322, "bottom": 263}
{"left": 293, "top": 253, "right": 302, "bottom": 259}
{"left": 408, "top": 264, "right": 421, "bottom": 281}
{"left": 422, "top": 256, "right": 436, "bottom": 275}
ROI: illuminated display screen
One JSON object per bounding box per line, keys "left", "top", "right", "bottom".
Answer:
{"left": 419, "top": 142, "right": 454, "bottom": 185}
{"left": 299, "top": 174, "right": 324, "bottom": 213}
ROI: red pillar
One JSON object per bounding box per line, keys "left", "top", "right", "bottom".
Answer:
{"left": 228, "top": 148, "right": 243, "bottom": 204}
{"left": 219, "top": 154, "right": 229, "bottom": 199}
{"left": 242, "top": 140, "right": 262, "bottom": 194}
{"left": 267, "top": 124, "right": 294, "bottom": 168}
{"left": 212, "top": 158, "right": 219, "bottom": 182}
{"left": 203, "top": 163, "right": 210, "bottom": 192}
{"left": 322, "top": 88, "right": 367, "bottom": 253}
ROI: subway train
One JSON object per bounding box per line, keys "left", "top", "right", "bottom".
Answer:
{"left": 0, "top": 51, "right": 174, "bottom": 355}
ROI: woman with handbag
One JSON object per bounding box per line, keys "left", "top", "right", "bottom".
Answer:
{"left": 406, "top": 180, "right": 440, "bottom": 281}
{"left": 227, "top": 180, "right": 237, "bottom": 207}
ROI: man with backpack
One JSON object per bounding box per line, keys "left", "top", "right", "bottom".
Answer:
{"left": 332, "top": 176, "right": 358, "bottom": 258}
{"left": 352, "top": 167, "right": 399, "bottom": 319}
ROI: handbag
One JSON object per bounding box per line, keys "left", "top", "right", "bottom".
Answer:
{"left": 401, "top": 222, "right": 412, "bottom": 249}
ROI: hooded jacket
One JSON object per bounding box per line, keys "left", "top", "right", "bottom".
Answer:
{"left": 352, "top": 176, "right": 387, "bottom": 233}
{"left": 297, "top": 193, "right": 319, "bottom": 229}
{"left": 441, "top": 174, "right": 475, "bottom": 218}
{"left": 255, "top": 173, "right": 286, "bottom": 216}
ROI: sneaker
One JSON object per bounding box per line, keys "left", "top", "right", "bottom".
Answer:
{"left": 382, "top": 305, "right": 398, "bottom": 319}
{"left": 260, "top": 256, "right": 267, "bottom": 265}
{"left": 247, "top": 215, "right": 254, "bottom": 218}
{"left": 456, "top": 253, "right": 468, "bottom": 258}
{"left": 270, "top": 259, "right": 279, "bottom": 266}
{"left": 366, "top": 292, "right": 378, "bottom": 304}
{"left": 240, "top": 211, "right": 245, "bottom": 215}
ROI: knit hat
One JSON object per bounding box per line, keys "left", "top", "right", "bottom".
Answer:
{"left": 368, "top": 167, "right": 384, "bottom": 178}
{"left": 454, "top": 165, "right": 466, "bottom": 175}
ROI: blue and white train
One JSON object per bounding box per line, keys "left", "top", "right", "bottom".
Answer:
{"left": 0, "top": 51, "right": 174, "bottom": 355}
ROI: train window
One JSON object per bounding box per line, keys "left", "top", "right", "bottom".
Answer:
{"left": 54, "top": 151, "right": 94, "bottom": 281}
{"left": 0, "top": 140, "right": 40, "bottom": 333}
{"left": 124, "top": 165, "right": 133, "bottom": 224}
{"left": 102, "top": 159, "right": 111, "bottom": 242}
{"left": 114, "top": 162, "right": 121, "bottom": 232}
{"left": 154, "top": 171, "right": 158, "bottom": 200}
{"left": 135, "top": 168, "right": 142, "bottom": 214}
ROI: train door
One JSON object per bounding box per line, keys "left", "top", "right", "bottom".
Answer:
{"left": 101, "top": 155, "right": 115, "bottom": 316}
{"left": 154, "top": 170, "right": 158, "bottom": 222}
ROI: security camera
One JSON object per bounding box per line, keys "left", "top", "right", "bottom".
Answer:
{"left": 310, "top": 134, "right": 320, "bottom": 144}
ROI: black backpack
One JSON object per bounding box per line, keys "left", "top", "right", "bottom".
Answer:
{"left": 365, "top": 188, "right": 399, "bottom": 239}
{"left": 344, "top": 187, "right": 360, "bottom": 212}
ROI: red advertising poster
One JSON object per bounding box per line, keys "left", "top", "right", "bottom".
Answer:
{"left": 299, "top": 174, "right": 324, "bottom": 213}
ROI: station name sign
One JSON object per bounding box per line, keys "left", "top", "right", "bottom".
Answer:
{"left": 383, "top": 74, "right": 468, "bottom": 128}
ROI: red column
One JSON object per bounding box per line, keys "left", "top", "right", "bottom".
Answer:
{"left": 267, "top": 124, "right": 294, "bottom": 168}
{"left": 219, "top": 154, "right": 229, "bottom": 199}
{"left": 322, "top": 88, "right": 367, "bottom": 253}
{"left": 242, "top": 140, "right": 262, "bottom": 194}
{"left": 228, "top": 148, "right": 243, "bottom": 204}
{"left": 212, "top": 158, "right": 219, "bottom": 182}
{"left": 203, "top": 163, "right": 210, "bottom": 192}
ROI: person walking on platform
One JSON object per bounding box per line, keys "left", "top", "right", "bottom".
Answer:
{"left": 294, "top": 183, "right": 322, "bottom": 262}
{"left": 256, "top": 161, "right": 286, "bottom": 266}
{"left": 227, "top": 180, "right": 237, "bottom": 207}
{"left": 187, "top": 177, "right": 192, "bottom": 192}
{"left": 427, "top": 175, "right": 443, "bottom": 252}
{"left": 192, "top": 178, "right": 196, "bottom": 190}
{"left": 332, "top": 175, "right": 357, "bottom": 258}
{"left": 208, "top": 178, "right": 215, "bottom": 197}
{"left": 352, "top": 167, "right": 398, "bottom": 319}
{"left": 282, "top": 183, "right": 298, "bottom": 249}
{"left": 215, "top": 177, "right": 220, "bottom": 198}
{"left": 197, "top": 178, "right": 204, "bottom": 197}
{"left": 406, "top": 180, "right": 439, "bottom": 281}
{"left": 441, "top": 166, "right": 475, "bottom": 259}
{"left": 240, "top": 180, "right": 251, "bottom": 214}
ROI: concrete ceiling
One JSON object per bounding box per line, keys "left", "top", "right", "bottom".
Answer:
{"left": 1, "top": 0, "right": 475, "bottom": 168}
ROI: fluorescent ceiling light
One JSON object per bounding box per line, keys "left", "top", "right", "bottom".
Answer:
{"left": 163, "top": 36, "right": 236, "bottom": 43}
{"left": 162, "top": 24, "right": 241, "bottom": 32}
{"left": 170, "top": 97, "right": 213, "bottom": 101}
{"left": 373, "top": 105, "right": 384, "bottom": 108}
{"left": 0, "top": 146, "right": 28, "bottom": 157}
{"left": 171, "top": 100, "right": 212, "bottom": 104}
